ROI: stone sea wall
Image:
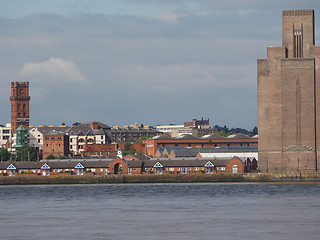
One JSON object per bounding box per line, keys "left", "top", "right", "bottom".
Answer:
{"left": 1, "top": 172, "right": 320, "bottom": 185}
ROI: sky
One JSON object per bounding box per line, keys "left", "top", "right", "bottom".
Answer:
{"left": 0, "top": 0, "right": 319, "bottom": 130}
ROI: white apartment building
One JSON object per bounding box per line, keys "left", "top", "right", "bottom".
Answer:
{"left": 0, "top": 123, "right": 11, "bottom": 148}
{"left": 156, "top": 125, "right": 184, "bottom": 134}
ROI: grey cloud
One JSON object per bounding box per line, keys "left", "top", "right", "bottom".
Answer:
{"left": 1, "top": 4, "right": 318, "bottom": 129}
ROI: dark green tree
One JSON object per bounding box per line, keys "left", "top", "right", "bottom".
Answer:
{"left": 252, "top": 126, "right": 258, "bottom": 136}
{"left": 46, "top": 154, "right": 56, "bottom": 159}
{"left": 122, "top": 140, "right": 136, "bottom": 156}
{"left": 0, "top": 148, "right": 11, "bottom": 162}
{"left": 137, "top": 135, "right": 155, "bottom": 143}
{"left": 217, "top": 131, "right": 230, "bottom": 137}
{"left": 16, "top": 145, "right": 37, "bottom": 161}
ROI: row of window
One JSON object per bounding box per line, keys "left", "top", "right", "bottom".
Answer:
{"left": 44, "top": 137, "right": 62, "bottom": 140}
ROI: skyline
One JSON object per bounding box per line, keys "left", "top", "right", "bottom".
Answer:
{"left": 1, "top": 1, "right": 320, "bottom": 129}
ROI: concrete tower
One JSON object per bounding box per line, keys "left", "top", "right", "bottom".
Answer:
{"left": 258, "top": 9, "right": 320, "bottom": 172}
{"left": 10, "top": 81, "right": 30, "bottom": 133}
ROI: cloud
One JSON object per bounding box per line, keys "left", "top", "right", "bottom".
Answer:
{"left": 17, "top": 57, "right": 87, "bottom": 84}
{"left": 146, "top": 9, "right": 186, "bottom": 23}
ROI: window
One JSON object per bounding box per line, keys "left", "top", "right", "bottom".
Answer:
{"left": 38, "top": 139, "right": 40, "bottom": 143}
{"left": 232, "top": 165, "right": 238, "bottom": 174}
{"left": 101, "top": 136, "right": 103, "bottom": 139}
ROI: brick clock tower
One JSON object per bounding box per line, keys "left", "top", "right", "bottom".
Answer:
{"left": 10, "top": 82, "right": 30, "bottom": 133}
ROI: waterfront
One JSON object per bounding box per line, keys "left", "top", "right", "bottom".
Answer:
{"left": 0, "top": 183, "right": 319, "bottom": 240}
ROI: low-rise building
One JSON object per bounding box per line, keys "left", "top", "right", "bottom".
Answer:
{"left": 144, "top": 133, "right": 258, "bottom": 156}
{"left": 0, "top": 156, "right": 244, "bottom": 176}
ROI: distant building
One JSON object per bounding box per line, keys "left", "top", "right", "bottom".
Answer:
{"left": 43, "top": 131, "right": 69, "bottom": 159}
{"left": 157, "top": 118, "right": 216, "bottom": 138}
{"left": 14, "top": 125, "right": 28, "bottom": 147}
{"left": 67, "top": 122, "right": 109, "bottom": 155}
{"left": 156, "top": 125, "right": 184, "bottom": 134}
{"left": 258, "top": 9, "right": 320, "bottom": 172}
{"left": 144, "top": 133, "right": 258, "bottom": 156}
{"left": 108, "top": 124, "right": 162, "bottom": 143}
{"left": 0, "top": 123, "right": 11, "bottom": 148}
{"left": 184, "top": 118, "right": 210, "bottom": 129}
{"left": 10, "top": 82, "right": 30, "bottom": 133}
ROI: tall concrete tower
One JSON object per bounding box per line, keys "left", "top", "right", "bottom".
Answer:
{"left": 258, "top": 10, "right": 320, "bottom": 172}
{"left": 10, "top": 82, "right": 30, "bottom": 133}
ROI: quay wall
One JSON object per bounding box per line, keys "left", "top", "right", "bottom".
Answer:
{"left": 1, "top": 172, "right": 320, "bottom": 185}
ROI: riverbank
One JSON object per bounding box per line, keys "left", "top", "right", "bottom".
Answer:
{"left": 1, "top": 172, "right": 320, "bottom": 185}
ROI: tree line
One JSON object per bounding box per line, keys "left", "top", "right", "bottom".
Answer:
{"left": 0, "top": 145, "right": 37, "bottom": 162}
{"left": 214, "top": 125, "right": 258, "bottom": 137}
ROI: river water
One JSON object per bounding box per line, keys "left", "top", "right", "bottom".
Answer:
{"left": 0, "top": 183, "right": 319, "bottom": 240}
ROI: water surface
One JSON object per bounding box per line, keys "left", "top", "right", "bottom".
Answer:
{"left": 0, "top": 183, "right": 319, "bottom": 240}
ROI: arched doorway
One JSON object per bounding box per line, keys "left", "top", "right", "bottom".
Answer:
{"left": 114, "top": 163, "right": 119, "bottom": 174}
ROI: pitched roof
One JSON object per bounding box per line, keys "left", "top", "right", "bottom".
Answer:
{"left": 174, "top": 134, "right": 198, "bottom": 140}
{"left": 201, "top": 133, "right": 226, "bottom": 139}
{"left": 82, "top": 121, "right": 111, "bottom": 129}
{"left": 158, "top": 146, "right": 185, "bottom": 155}
{"left": 37, "top": 126, "right": 70, "bottom": 135}
{"left": 145, "top": 157, "right": 240, "bottom": 167}
{"left": 67, "top": 124, "right": 105, "bottom": 135}
{"left": 170, "top": 149, "right": 199, "bottom": 158}
{"left": 227, "top": 133, "right": 251, "bottom": 139}
{"left": 199, "top": 146, "right": 258, "bottom": 153}
{"left": 152, "top": 135, "right": 172, "bottom": 140}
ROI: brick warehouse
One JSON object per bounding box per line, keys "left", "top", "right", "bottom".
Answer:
{"left": 258, "top": 9, "right": 320, "bottom": 172}
{"left": 144, "top": 133, "right": 258, "bottom": 156}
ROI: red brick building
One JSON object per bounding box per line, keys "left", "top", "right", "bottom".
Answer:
{"left": 10, "top": 82, "right": 30, "bottom": 133}
{"left": 0, "top": 156, "right": 244, "bottom": 176}
{"left": 43, "top": 131, "right": 70, "bottom": 159}
{"left": 144, "top": 134, "right": 258, "bottom": 156}
{"left": 82, "top": 142, "right": 146, "bottom": 157}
